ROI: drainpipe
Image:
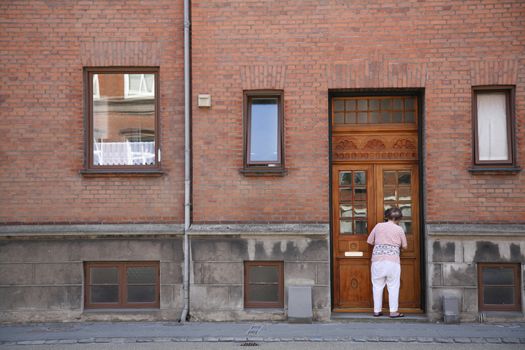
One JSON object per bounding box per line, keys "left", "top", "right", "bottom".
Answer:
{"left": 180, "top": 0, "right": 191, "bottom": 323}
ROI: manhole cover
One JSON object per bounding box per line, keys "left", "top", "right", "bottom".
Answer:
{"left": 240, "top": 342, "right": 259, "bottom": 347}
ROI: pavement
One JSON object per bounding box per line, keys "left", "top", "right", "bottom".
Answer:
{"left": 0, "top": 320, "right": 524, "bottom": 346}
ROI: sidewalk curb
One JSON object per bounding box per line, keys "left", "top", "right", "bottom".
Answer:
{"left": 2, "top": 336, "right": 525, "bottom": 346}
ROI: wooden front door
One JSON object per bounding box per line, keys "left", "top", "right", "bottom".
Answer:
{"left": 331, "top": 94, "right": 422, "bottom": 313}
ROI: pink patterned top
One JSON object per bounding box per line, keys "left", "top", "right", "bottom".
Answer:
{"left": 367, "top": 221, "right": 407, "bottom": 264}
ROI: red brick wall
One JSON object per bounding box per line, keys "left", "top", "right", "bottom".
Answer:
{"left": 0, "top": 1, "right": 185, "bottom": 223}
{"left": 191, "top": 0, "right": 525, "bottom": 223}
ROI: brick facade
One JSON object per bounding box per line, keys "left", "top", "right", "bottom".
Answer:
{"left": 0, "top": 0, "right": 185, "bottom": 224}
{"left": 191, "top": 0, "right": 524, "bottom": 224}
{"left": 0, "top": 0, "right": 524, "bottom": 323}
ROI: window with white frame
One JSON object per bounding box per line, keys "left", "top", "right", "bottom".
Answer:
{"left": 93, "top": 74, "right": 100, "bottom": 100}
{"left": 124, "top": 74, "right": 155, "bottom": 98}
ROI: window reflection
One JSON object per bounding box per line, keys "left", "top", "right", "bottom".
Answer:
{"left": 92, "top": 73, "right": 156, "bottom": 167}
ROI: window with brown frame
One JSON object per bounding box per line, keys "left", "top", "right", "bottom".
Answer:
{"left": 241, "top": 91, "right": 285, "bottom": 176}
{"left": 478, "top": 263, "right": 521, "bottom": 312}
{"left": 472, "top": 86, "right": 515, "bottom": 167}
{"left": 84, "top": 261, "right": 160, "bottom": 309}
{"left": 244, "top": 261, "right": 284, "bottom": 308}
{"left": 84, "top": 68, "right": 160, "bottom": 173}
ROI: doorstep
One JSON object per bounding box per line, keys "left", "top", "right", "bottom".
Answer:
{"left": 331, "top": 312, "right": 429, "bottom": 323}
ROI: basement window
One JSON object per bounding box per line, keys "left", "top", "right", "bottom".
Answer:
{"left": 244, "top": 261, "right": 284, "bottom": 308}
{"left": 84, "top": 261, "right": 160, "bottom": 309}
{"left": 478, "top": 263, "right": 521, "bottom": 311}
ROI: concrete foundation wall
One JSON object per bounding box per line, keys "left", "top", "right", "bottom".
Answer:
{"left": 0, "top": 236, "right": 184, "bottom": 323}
{"left": 188, "top": 227, "right": 330, "bottom": 321}
{"left": 427, "top": 224, "right": 525, "bottom": 322}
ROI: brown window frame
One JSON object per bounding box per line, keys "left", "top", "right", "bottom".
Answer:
{"left": 472, "top": 86, "right": 516, "bottom": 167}
{"left": 84, "top": 261, "right": 160, "bottom": 309}
{"left": 83, "top": 67, "right": 162, "bottom": 175}
{"left": 244, "top": 261, "right": 284, "bottom": 308}
{"left": 478, "top": 263, "right": 521, "bottom": 312}
{"left": 241, "top": 90, "right": 286, "bottom": 176}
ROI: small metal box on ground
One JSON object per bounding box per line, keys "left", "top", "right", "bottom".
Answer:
{"left": 443, "top": 295, "right": 460, "bottom": 324}
{"left": 287, "top": 286, "right": 313, "bottom": 323}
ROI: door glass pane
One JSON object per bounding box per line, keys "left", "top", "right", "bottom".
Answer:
{"left": 381, "top": 111, "right": 391, "bottom": 123}
{"left": 400, "top": 203, "right": 412, "bottom": 217}
{"left": 405, "top": 97, "right": 416, "bottom": 110}
{"left": 354, "top": 188, "right": 367, "bottom": 201}
{"left": 127, "top": 286, "right": 156, "bottom": 303}
{"left": 405, "top": 111, "right": 415, "bottom": 123}
{"left": 249, "top": 98, "right": 279, "bottom": 162}
{"left": 340, "top": 205, "right": 352, "bottom": 218}
{"left": 483, "top": 286, "right": 515, "bottom": 305}
{"left": 127, "top": 267, "right": 156, "bottom": 284}
{"left": 248, "top": 266, "right": 279, "bottom": 283}
{"left": 381, "top": 99, "right": 392, "bottom": 110}
{"left": 340, "top": 220, "right": 353, "bottom": 234}
{"left": 398, "top": 171, "right": 411, "bottom": 185}
{"left": 392, "top": 111, "right": 403, "bottom": 123}
{"left": 383, "top": 171, "right": 396, "bottom": 186}
{"left": 357, "top": 112, "right": 367, "bottom": 123}
{"left": 345, "top": 112, "right": 356, "bottom": 124}
{"left": 354, "top": 171, "right": 366, "bottom": 186}
{"left": 334, "top": 112, "right": 344, "bottom": 124}
{"left": 355, "top": 220, "right": 368, "bottom": 234}
{"left": 384, "top": 186, "right": 396, "bottom": 201}
{"left": 339, "top": 172, "right": 352, "bottom": 186}
{"left": 398, "top": 186, "right": 411, "bottom": 200}
{"left": 91, "top": 267, "right": 118, "bottom": 284}
{"left": 482, "top": 268, "right": 515, "bottom": 285}
{"left": 248, "top": 285, "right": 279, "bottom": 302}
{"left": 400, "top": 220, "right": 412, "bottom": 234}
{"left": 334, "top": 100, "right": 345, "bottom": 111}
{"left": 339, "top": 189, "right": 353, "bottom": 202}
{"left": 345, "top": 99, "right": 356, "bottom": 110}
{"left": 370, "top": 111, "right": 380, "bottom": 123}
{"left": 91, "top": 286, "right": 119, "bottom": 303}
{"left": 357, "top": 99, "right": 367, "bottom": 111}
{"left": 369, "top": 99, "right": 380, "bottom": 111}
{"left": 353, "top": 202, "right": 367, "bottom": 217}
{"left": 384, "top": 202, "right": 395, "bottom": 211}
{"left": 393, "top": 99, "right": 403, "bottom": 110}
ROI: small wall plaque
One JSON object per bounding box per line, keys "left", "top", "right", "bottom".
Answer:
{"left": 345, "top": 251, "right": 364, "bottom": 257}
{"left": 198, "top": 94, "right": 211, "bottom": 107}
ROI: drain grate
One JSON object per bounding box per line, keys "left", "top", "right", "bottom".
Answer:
{"left": 246, "top": 325, "right": 263, "bottom": 336}
{"left": 240, "top": 342, "right": 259, "bottom": 347}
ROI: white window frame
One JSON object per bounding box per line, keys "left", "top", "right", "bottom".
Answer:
{"left": 124, "top": 74, "right": 155, "bottom": 98}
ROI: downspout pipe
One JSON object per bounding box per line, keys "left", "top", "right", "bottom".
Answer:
{"left": 180, "top": 0, "right": 191, "bottom": 323}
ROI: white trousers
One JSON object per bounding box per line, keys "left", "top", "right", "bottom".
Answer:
{"left": 371, "top": 261, "right": 401, "bottom": 313}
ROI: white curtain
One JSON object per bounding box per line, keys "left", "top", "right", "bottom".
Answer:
{"left": 477, "top": 93, "right": 508, "bottom": 161}
{"left": 94, "top": 141, "right": 155, "bottom": 166}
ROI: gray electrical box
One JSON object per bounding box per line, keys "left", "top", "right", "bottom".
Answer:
{"left": 443, "top": 295, "right": 460, "bottom": 324}
{"left": 287, "top": 286, "right": 313, "bottom": 323}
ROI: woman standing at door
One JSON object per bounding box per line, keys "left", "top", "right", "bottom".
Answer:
{"left": 367, "top": 207, "right": 407, "bottom": 318}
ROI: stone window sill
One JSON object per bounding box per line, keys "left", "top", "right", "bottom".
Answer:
{"left": 239, "top": 167, "right": 287, "bottom": 177}
{"left": 468, "top": 166, "right": 521, "bottom": 174}
{"left": 83, "top": 308, "right": 161, "bottom": 313}
{"left": 244, "top": 308, "right": 285, "bottom": 314}
{"left": 80, "top": 168, "right": 165, "bottom": 177}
